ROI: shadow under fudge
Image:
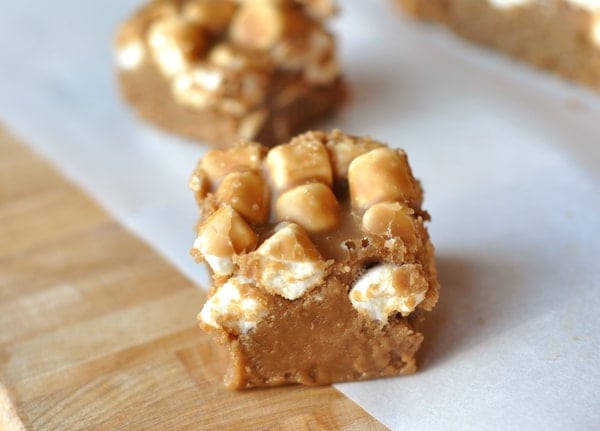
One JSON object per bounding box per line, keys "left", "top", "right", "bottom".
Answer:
{"left": 417, "top": 254, "right": 518, "bottom": 369}
{"left": 418, "top": 230, "right": 575, "bottom": 370}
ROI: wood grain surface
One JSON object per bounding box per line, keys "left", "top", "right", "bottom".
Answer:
{"left": 0, "top": 126, "right": 388, "bottom": 430}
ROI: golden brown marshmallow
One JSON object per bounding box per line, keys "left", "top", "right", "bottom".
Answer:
{"left": 147, "top": 16, "right": 208, "bottom": 77}
{"left": 266, "top": 138, "right": 333, "bottom": 191}
{"left": 199, "top": 141, "right": 266, "bottom": 183}
{"left": 275, "top": 182, "right": 339, "bottom": 232}
{"left": 362, "top": 201, "right": 417, "bottom": 248}
{"left": 192, "top": 205, "right": 258, "bottom": 275}
{"left": 215, "top": 170, "right": 271, "bottom": 226}
{"left": 348, "top": 147, "right": 419, "bottom": 210}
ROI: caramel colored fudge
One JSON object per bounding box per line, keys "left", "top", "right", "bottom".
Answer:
{"left": 398, "top": 0, "right": 600, "bottom": 91}
{"left": 189, "top": 130, "right": 439, "bottom": 389}
{"left": 115, "top": 0, "right": 346, "bottom": 147}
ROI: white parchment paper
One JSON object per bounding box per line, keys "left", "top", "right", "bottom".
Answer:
{"left": 1, "top": 1, "right": 599, "bottom": 429}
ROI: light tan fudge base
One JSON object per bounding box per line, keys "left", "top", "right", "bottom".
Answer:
{"left": 225, "top": 235, "right": 432, "bottom": 389}
{"left": 225, "top": 279, "right": 425, "bottom": 389}
{"left": 398, "top": 0, "right": 600, "bottom": 91}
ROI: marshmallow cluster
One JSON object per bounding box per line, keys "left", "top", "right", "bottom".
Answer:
{"left": 191, "top": 130, "right": 433, "bottom": 333}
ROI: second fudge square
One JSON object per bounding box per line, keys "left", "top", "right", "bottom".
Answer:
{"left": 115, "top": 0, "right": 346, "bottom": 147}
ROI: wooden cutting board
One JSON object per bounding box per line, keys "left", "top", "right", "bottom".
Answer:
{"left": 0, "top": 126, "right": 388, "bottom": 430}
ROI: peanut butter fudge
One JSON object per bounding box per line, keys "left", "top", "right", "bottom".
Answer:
{"left": 398, "top": 0, "right": 600, "bottom": 91}
{"left": 190, "top": 130, "right": 439, "bottom": 389}
{"left": 115, "top": 0, "right": 346, "bottom": 147}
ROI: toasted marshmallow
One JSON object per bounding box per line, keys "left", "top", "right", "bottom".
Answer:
{"left": 192, "top": 206, "right": 258, "bottom": 276}
{"left": 349, "top": 263, "right": 428, "bottom": 322}
{"left": 253, "top": 223, "right": 330, "bottom": 300}
{"left": 199, "top": 277, "right": 267, "bottom": 334}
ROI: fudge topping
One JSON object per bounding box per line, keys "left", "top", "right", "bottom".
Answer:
{"left": 191, "top": 130, "right": 435, "bottom": 328}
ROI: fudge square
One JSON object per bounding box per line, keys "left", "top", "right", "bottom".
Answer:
{"left": 398, "top": 0, "right": 600, "bottom": 91}
{"left": 115, "top": 0, "right": 346, "bottom": 147}
{"left": 189, "top": 130, "right": 440, "bottom": 389}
